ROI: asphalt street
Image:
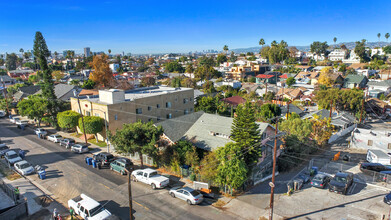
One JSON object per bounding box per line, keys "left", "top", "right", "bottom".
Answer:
{"left": 0, "top": 119, "right": 239, "bottom": 220}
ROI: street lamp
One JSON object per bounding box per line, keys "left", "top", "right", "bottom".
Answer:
{"left": 73, "top": 90, "right": 88, "bottom": 144}
{"left": 89, "top": 108, "right": 110, "bottom": 153}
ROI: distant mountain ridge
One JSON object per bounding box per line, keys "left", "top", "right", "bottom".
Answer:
{"left": 231, "top": 41, "right": 390, "bottom": 53}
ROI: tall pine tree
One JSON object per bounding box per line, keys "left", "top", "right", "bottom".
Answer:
{"left": 231, "top": 102, "right": 261, "bottom": 166}
{"left": 33, "top": 31, "right": 56, "bottom": 100}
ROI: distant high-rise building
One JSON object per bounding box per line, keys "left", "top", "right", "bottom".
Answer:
{"left": 84, "top": 47, "right": 91, "bottom": 57}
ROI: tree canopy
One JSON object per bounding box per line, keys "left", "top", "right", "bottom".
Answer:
{"left": 315, "top": 88, "right": 363, "bottom": 115}
{"left": 17, "top": 95, "right": 48, "bottom": 127}
{"left": 110, "top": 121, "right": 163, "bottom": 167}
{"left": 78, "top": 116, "right": 104, "bottom": 140}
{"left": 354, "top": 39, "right": 370, "bottom": 63}
{"left": 310, "top": 41, "right": 329, "bottom": 56}
{"left": 89, "top": 54, "right": 114, "bottom": 87}
{"left": 286, "top": 77, "right": 296, "bottom": 87}
{"left": 260, "top": 40, "right": 289, "bottom": 64}
{"left": 57, "top": 110, "right": 80, "bottom": 130}
{"left": 165, "top": 61, "right": 185, "bottom": 73}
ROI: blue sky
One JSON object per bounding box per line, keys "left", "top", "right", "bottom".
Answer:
{"left": 1, "top": 0, "right": 391, "bottom": 54}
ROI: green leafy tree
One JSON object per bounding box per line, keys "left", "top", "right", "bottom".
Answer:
{"left": 6, "top": 53, "right": 18, "bottom": 70}
{"left": 260, "top": 40, "right": 289, "bottom": 64}
{"left": 256, "top": 103, "right": 281, "bottom": 122}
{"left": 184, "top": 146, "right": 200, "bottom": 167}
{"left": 17, "top": 95, "right": 48, "bottom": 127}
{"left": 185, "top": 64, "right": 194, "bottom": 73}
{"left": 7, "top": 83, "right": 24, "bottom": 95}
{"left": 82, "top": 79, "right": 96, "bottom": 89}
{"left": 202, "top": 80, "right": 216, "bottom": 94}
{"left": 78, "top": 116, "right": 104, "bottom": 141}
{"left": 195, "top": 96, "right": 218, "bottom": 113}
{"left": 310, "top": 41, "right": 329, "bottom": 57}
{"left": 165, "top": 61, "right": 185, "bottom": 73}
{"left": 110, "top": 121, "right": 163, "bottom": 167}
{"left": 170, "top": 77, "right": 181, "bottom": 88}
{"left": 216, "top": 142, "right": 248, "bottom": 194}
{"left": 216, "top": 54, "right": 228, "bottom": 65}
{"left": 354, "top": 39, "right": 370, "bottom": 63}
{"left": 231, "top": 102, "right": 261, "bottom": 166}
{"left": 279, "top": 118, "right": 312, "bottom": 141}
{"left": 172, "top": 140, "right": 193, "bottom": 165}
{"left": 286, "top": 77, "right": 296, "bottom": 87}
{"left": 315, "top": 88, "right": 363, "bottom": 114}
{"left": 57, "top": 110, "right": 80, "bottom": 131}
{"left": 229, "top": 51, "right": 237, "bottom": 62}
{"left": 199, "top": 151, "right": 218, "bottom": 182}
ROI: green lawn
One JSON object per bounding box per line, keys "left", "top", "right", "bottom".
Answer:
{"left": 89, "top": 139, "right": 107, "bottom": 148}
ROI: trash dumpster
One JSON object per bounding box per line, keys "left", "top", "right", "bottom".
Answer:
{"left": 38, "top": 170, "right": 46, "bottom": 180}
{"left": 92, "top": 159, "right": 97, "bottom": 168}
{"left": 19, "top": 150, "right": 25, "bottom": 159}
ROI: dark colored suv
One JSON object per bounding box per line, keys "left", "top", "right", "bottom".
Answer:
{"left": 60, "top": 138, "right": 76, "bottom": 149}
{"left": 360, "top": 162, "right": 391, "bottom": 175}
{"left": 93, "top": 152, "right": 115, "bottom": 166}
{"left": 329, "top": 172, "right": 354, "bottom": 195}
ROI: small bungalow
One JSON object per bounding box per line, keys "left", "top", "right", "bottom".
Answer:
{"left": 343, "top": 74, "right": 368, "bottom": 89}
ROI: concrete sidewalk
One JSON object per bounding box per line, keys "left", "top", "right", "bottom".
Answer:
{"left": 1, "top": 173, "right": 68, "bottom": 219}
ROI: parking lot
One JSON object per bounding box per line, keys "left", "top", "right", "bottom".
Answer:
{"left": 272, "top": 159, "right": 391, "bottom": 220}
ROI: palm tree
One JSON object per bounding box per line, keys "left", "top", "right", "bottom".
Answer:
{"left": 108, "top": 49, "right": 111, "bottom": 55}
{"left": 259, "top": 38, "right": 265, "bottom": 48}
{"left": 271, "top": 40, "right": 277, "bottom": 47}
{"left": 377, "top": 33, "right": 381, "bottom": 47}
{"left": 54, "top": 51, "right": 58, "bottom": 59}
{"left": 19, "top": 48, "right": 24, "bottom": 56}
{"left": 385, "top": 33, "right": 390, "bottom": 44}
{"left": 223, "top": 45, "right": 228, "bottom": 54}
{"left": 333, "top": 37, "right": 337, "bottom": 48}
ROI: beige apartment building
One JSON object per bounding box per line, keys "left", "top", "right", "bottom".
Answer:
{"left": 70, "top": 86, "right": 194, "bottom": 137}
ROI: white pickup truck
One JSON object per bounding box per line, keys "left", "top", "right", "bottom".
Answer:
{"left": 68, "top": 194, "right": 111, "bottom": 220}
{"left": 131, "top": 168, "right": 170, "bottom": 189}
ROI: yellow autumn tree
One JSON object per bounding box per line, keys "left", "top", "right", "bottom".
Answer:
{"left": 311, "top": 115, "right": 334, "bottom": 146}
{"left": 89, "top": 54, "right": 113, "bottom": 87}
{"left": 318, "top": 67, "right": 333, "bottom": 86}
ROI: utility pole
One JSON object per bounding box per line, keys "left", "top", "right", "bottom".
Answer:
{"left": 269, "top": 119, "right": 279, "bottom": 220}
{"left": 286, "top": 101, "right": 290, "bottom": 120}
{"left": 265, "top": 82, "right": 268, "bottom": 95}
{"left": 127, "top": 169, "right": 133, "bottom": 220}
{"left": 359, "top": 97, "right": 365, "bottom": 124}
{"left": 1, "top": 79, "right": 9, "bottom": 116}
{"left": 329, "top": 99, "right": 333, "bottom": 119}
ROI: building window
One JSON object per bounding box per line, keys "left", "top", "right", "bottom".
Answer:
{"left": 77, "top": 109, "right": 81, "bottom": 114}
{"left": 175, "top": 98, "right": 178, "bottom": 102}
{"left": 388, "top": 143, "right": 391, "bottom": 149}
{"left": 148, "top": 118, "right": 153, "bottom": 122}
{"left": 94, "top": 113, "right": 99, "bottom": 117}
{"left": 368, "top": 140, "right": 373, "bottom": 146}
{"left": 184, "top": 109, "right": 189, "bottom": 115}
{"left": 148, "top": 106, "right": 152, "bottom": 111}
{"left": 136, "top": 108, "right": 142, "bottom": 114}
{"left": 157, "top": 116, "right": 161, "bottom": 121}
{"left": 86, "top": 111, "right": 91, "bottom": 116}
{"left": 190, "top": 108, "right": 193, "bottom": 112}
{"left": 183, "top": 98, "right": 188, "bottom": 104}
{"left": 166, "top": 102, "right": 172, "bottom": 108}
{"left": 190, "top": 97, "right": 193, "bottom": 102}
{"left": 114, "top": 115, "right": 118, "bottom": 120}
{"left": 157, "top": 104, "right": 160, "bottom": 108}
{"left": 166, "top": 113, "right": 172, "bottom": 119}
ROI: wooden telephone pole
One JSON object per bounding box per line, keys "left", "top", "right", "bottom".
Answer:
{"left": 269, "top": 119, "right": 279, "bottom": 220}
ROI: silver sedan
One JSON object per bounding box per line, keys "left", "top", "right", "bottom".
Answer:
{"left": 169, "top": 187, "right": 204, "bottom": 205}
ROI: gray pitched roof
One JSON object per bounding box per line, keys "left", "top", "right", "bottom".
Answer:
{"left": 35, "top": 84, "right": 77, "bottom": 100}
{"left": 281, "top": 104, "right": 304, "bottom": 116}
{"left": 19, "top": 85, "right": 41, "bottom": 94}
{"left": 367, "top": 80, "right": 391, "bottom": 88}
{"left": 302, "top": 109, "right": 330, "bottom": 120}
{"left": 344, "top": 74, "right": 366, "bottom": 84}
{"left": 155, "top": 111, "right": 205, "bottom": 143}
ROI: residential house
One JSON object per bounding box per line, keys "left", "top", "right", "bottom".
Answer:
{"left": 35, "top": 84, "right": 81, "bottom": 101}
{"left": 308, "top": 72, "right": 320, "bottom": 86}
{"left": 295, "top": 65, "right": 312, "bottom": 72}
{"left": 350, "top": 128, "right": 391, "bottom": 152}
{"left": 156, "top": 111, "right": 283, "bottom": 185}
{"left": 0, "top": 75, "right": 16, "bottom": 86}
{"left": 371, "top": 48, "right": 385, "bottom": 57}
{"left": 343, "top": 51, "right": 360, "bottom": 64}
{"left": 302, "top": 109, "right": 356, "bottom": 131}
{"left": 276, "top": 87, "right": 305, "bottom": 101}
{"left": 329, "top": 74, "right": 345, "bottom": 88}
{"left": 227, "top": 66, "right": 254, "bottom": 81}
{"left": 13, "top": 85, "right": 41, "bottom": 102}
{"left": 280, "top": 104, "right": 305, "bottom": 118}
{"left": 343, "top": 74, "right": 368, "bottom": 89}
{"left": 367, "top": 80, "right": 391, "bottom": 98}
{"left": 7, "top": 69, "right": 34, "bottom": 79}
{"left": 214, "top": 80, "right": 242, "bottom": 89}
{"left": 328, "top": 49, "right": 347, "bottom": 61}
{"left": 256, "top": 74, "right": 276, "bottom": 84}
{"left": 79, "top": 89, "right": 99, "bottom": 96}
{"left": 221, "top": 96, "right": 246, "bottom": 107}
{"left": 240, "top": 83, "right": 262, "bottom": 94}
{"left": 70, "top": 86, "right": 195, "bottom": 139}
{"left": 365, "top": 98, "right": 390, "bottom": 115}
{"left": 295, "top": 72, "right": 311, "bottom": 84}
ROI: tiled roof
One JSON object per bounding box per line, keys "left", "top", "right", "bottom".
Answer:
{"left": 221, "top": 96, "right": 246, "bottom": 106}
{"left": 256, "top": 74, "right": 274, "bottom": 79}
